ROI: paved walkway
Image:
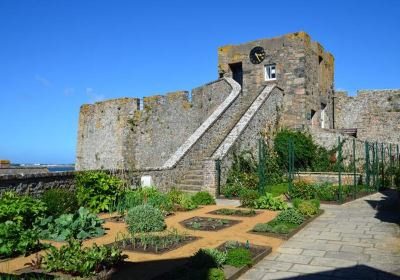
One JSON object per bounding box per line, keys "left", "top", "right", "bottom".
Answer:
{"left": 241, "top": 191, "right": 400, "bottom": 280}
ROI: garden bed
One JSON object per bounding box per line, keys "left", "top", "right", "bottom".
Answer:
{"left": 217, "top": 241, "right": 271, "bottom": 280}
{"left": 320, "top": 191, "right": 376, "bottom": 205}
{"left": 153, "top": 241, "right": 271, "bottom": 280}
{"left": 207, "top": 208, "right": 259, "bottom": 217}
{"left": 106, "top": 235, "right": 200, "bottom": 254}
{"left": 249, "top": 210, "right": 324, "bottom": 240}
{"left": 15, "top": 266, "right": 117, "bottom": 280}
{"left": 180, "top": 216, "right": 241, "bottom": 231}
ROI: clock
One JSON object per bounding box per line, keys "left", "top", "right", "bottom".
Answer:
{"left": 249, "top": 46, "right": 266, "bottom": 64}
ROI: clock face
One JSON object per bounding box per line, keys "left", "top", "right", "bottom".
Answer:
{"left": 249, "top": 46, "right": 266, "bottom": 64}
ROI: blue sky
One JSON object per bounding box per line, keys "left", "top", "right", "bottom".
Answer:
{"left": 0, "top": 0, "right": 399, "bottom": 164}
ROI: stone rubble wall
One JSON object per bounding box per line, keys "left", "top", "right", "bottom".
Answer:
{"left": 0, "top": 172, "right": 76, "bottom": 196}
{"left": 218, "top": 31, "right": 334, "bottom": 130}
{"left": 214, "top": 86, "right": 284, "bottom": 187}
{"left": 334, "top": 89, "right": 400, "bottom": 143}
{"left": 76, "top": 79, "right": 231, "bottom": 171}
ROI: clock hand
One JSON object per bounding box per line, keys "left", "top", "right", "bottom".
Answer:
{"left": 255, "top": 53, "right": 262, "bottom": 62}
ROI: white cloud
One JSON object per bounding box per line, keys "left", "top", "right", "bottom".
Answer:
{"left": 35, "top": 74, "right": 51, "bottom": 87}
{"left": 86, "top": 87, "right": 105, "bottom": 102}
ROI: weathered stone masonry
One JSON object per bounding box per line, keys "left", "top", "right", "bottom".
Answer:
{"left": 74, "top": 31, "right": 400, "bottom": 195}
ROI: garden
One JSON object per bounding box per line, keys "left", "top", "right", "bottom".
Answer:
{"left": 220, "top": 129, "right": 400, "bottom": 204}
{"left": 0, "top": 170, "right": 294, "bottom": 280}
{"left": 1, "top": 129, "right": 399, "bottom": 279}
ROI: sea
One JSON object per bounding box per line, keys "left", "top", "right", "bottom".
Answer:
{"left": 47, "top": 166, "right": 75, "bottom": 172}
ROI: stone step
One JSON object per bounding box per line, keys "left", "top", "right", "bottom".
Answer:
{"left": 185, "top": 170, "right": 203, "bottom": 176}
{"left": 179, "top": 179, "right": 203, "bottom": 185}
{"left": 183, "top": 174, "right": 203, "bottom": 180}
{"left": 177, "top": 184, "right": 202, "bottom": 191}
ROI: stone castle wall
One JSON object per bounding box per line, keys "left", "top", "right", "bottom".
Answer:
{"left": 76, "top": 79, "right": 231, "bottom": 171}
{"left": 334, "top": 89, "right": 400, "bottom": 143}
{"left": 218, "top": 32, "right": 334, "bottom": 130}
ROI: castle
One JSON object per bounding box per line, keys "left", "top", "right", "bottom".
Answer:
{"left": 76, "top": 32, "right": 400, "bottom": 194}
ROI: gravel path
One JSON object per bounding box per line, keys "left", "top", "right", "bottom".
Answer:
{"left": 240, "top": 190, "right": 400, "bottom": 280}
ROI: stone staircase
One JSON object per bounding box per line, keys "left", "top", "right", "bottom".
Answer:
{"left": 176, "top": 163, "right": 204, "bottom": 192}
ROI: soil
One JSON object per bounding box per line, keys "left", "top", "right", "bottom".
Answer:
{"left": 0, "top": 205, "right": 282, "bottom": 279}
{"left": 180, "top": 216, "right": 241, "bottom": 231}
{"left": 207, "top": 208, "right": 259, "bottom": 217}
{"left": 107, "top": 236, "right": 199, "bottom": 254}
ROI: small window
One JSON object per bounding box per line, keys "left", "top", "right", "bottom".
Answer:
{"left": 265, "top": 64, "right": 276, "bottom": 81}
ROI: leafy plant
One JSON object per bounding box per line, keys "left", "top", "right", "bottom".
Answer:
{"left": 41, "top": 188, "right": 79, "bottom": 217}
{"left": 315, "top": 183, "right": 337, "bottom": 201}
{"left": 221, "top": 184, "right": 244, "bottom": 198}
{"left": 292, "top": 198, "right": 320, "bottom": 217}
{"left": 252, "top": 220, "right": 293, "bottom": 234}
{"left": 208, "top": 268, "right": 225, "bottom": 280}
{"left": 43, "top": 239, "right": 127, "bottom": 277}
{"left": 177, "top": 194, "right": 198, "bottom": 211}
{"left": 253, "top": 193, "right": 288, "bottom": 210}
{"left": 214, "top": 208, "right": 256, "bottom": 216}
{"left": 296, "top": 201, "right": 318, "bottom": 217}
{"left": 190, "top": 249, "right": 220, "bottom": 269}
{"left": 76, "top": 171, "right": 124, "bottom": 213}
{"left": 288, "top": 179, "right": 317, "bottom": 199}
{"left": 239, "top": 189, "right": 260, "bottom": 207}
{"left": 37, "top": 207, "right": 105, "bottom": 241}
{"left": 126, "top": 204, "right": 166, "bottom": 234}
{"left": 192, "top": 192, "right": 216, "bottom": 205}
{"left": 166, "top": 188, "right": 185, "bottom": 204}
{"left": 0, "top": 191, "right": 47, "bottom": 228}
{"left": 124, "top": 228, "right": 190, "bottom": 253}
{"left": 201, "top": 248, "right": 226, "bottom": 267}
{"left": 275, "top": 208, "right": 304, "bottom": 225}
{"left": 225, "top": 247, "right": 252, "bottom": 268}
{"left": 0, "top": 221, "right": 43, "bottom": 258}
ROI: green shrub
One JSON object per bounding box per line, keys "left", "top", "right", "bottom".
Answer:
{"left": 253, "top": 193, "right": 288, "bottom": 210}
{"left": 190, "top": 249, "right": 220, "bottom": 269}
{"left": 0, "top": 221, "right": 43, "bottom": 258}
{"left": 239, "top": 189, "right": 260, "bottom": 207}
{"left": 126, "top": 204, "right": 166, "bottom": 233}
{"left": 221, "top": 184, "right": 244, "bottom": 198}
{"left": 252, "top": 220, "right": 293, "bottom": 234}
{"left": 37, "top": 207, "right": 105, "bottom": 241}
{"left": 208, "top": 268, "right": 225, "bottom": 280}
{"left": 276, "top": 208, "right": 304, "bottom": 225}
{"left": 42, "top": 188, "right": 79, "bottom": 217}
{"left": 192, "top": 192, "right": 216, "bottom": 205}
{"left": 288, "top": 180, "right": 316, "bottom": 199}
{"left": 43, "top": 239, "right": 127, "bottom": 277}
{"left": 178, "top": 194, "right": 198, "bottom": 211}
{"left": 297, "top": 202, "right": 318, "bottom": 217}
{"left": 117, "top": 187, "right": 174, "bottom": 213}
{"left": 315, "top": 183, "right": 337, "bottom": 201}
{"left": 166, "top": 188, "right": 185, "bottom": 204}
{"left": 394, "top": 166, "right": 400, "bottom": 191}
{"left": 0, "top": 191, "right": 47, "bottom": 228}
{"left": 76, "top": 171, "right": 124, "bottom": 213}
{"left": 201, "top": 248, "right": 226, "bottom": 267}
{"left": 225, "top": 247, "right": 252, "bottom": 268}
{"left": 252, "top": 223, "right": 273, "bottom": 232}
{"left": 292, "top": 198, "right": 320, "bottom": 210}
{"left": 274, "top": 129, "right": 316, "bottom": 170}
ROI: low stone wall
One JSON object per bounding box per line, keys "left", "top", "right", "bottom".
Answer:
{"left": 295, "top": 172, "right": 363, "bottom": 185}
{"left": 0, "top": 171, "right": 76, "bottom": 196}
{"left": 0, "top": 166, "right": 49, "bottom": 175}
